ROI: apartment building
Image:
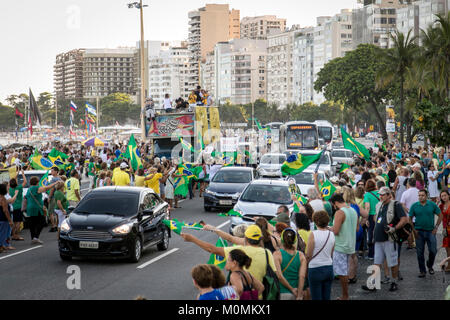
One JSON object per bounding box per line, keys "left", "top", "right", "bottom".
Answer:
{"left": 188, "top": 4, "right": 240, "bottom": 89}
{"left": 147, "top": 41, "right": 190, "bottom": 109}
{"left": 201, "top": 51, "right": 216, "bottom": 98}
{"left": 266, "top": 26, "right": 302, "bottom": 109}
{"left": 54, "top": 48, "right": 137, "bottom": 101}
{"left": 397, "top": 0, "right": 449, "bottom": 45}
{"left": 213, "top": 39, "right": 267, "bottom": 105}
{"left": 352, "top": 0, "right": 406, "bottom": 49}
{"left": 240, "top": 15, "right": 287, "bottom": 40}
{"left": 293, "top": 27, "right": 315, "bottom": 105}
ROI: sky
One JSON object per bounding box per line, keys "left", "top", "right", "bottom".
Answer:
{"left": 0, "top": 0, "right": 360, "bottom": 104}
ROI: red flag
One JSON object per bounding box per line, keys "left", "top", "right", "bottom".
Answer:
{"left": 15, "top": 108, "right": 24, "bottom": 118}
{"left": 28, "top": 114, "right": 33, "bottom": 136}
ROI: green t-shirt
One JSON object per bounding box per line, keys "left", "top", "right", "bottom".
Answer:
{"left": 26, "top": 186, "right": 44, "bottom": 217}
{"left": 88, "top": 162, "right": 95, "bottom": 176}
{"left": 363, "top": 191, "right": 380, "bottom": 216}
{"left": 54, "top": 190, "right": 68, "bottom": 211}
{"left": 9, "top": 185, "right": 23, "bottom": 211}
{"left": 409, "top": 200, "right": 441, "bottom": 231}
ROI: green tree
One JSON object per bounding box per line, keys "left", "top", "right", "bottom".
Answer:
{"left": 314, "top": 44, "right": 391, "bottom": 142}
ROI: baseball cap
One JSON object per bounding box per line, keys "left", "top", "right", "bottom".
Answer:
{"left": 120, "top": 162, "right": 128, "bottom": 169}
{"left": 244, "top": 225, "right": 262, "bottom": 241}
{"left": 275, "top": 212, "right": 290, "bottom": 225}
{"left": 379, "top": 187, "right": 391, "bottom": 196}
{"left": 412, "top": 163, "right": 421, "bottom": 169}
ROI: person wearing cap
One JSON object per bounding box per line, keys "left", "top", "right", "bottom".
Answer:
{"left": 112, "top": 163, "right": 130, "bottom": 187}
{"left": 362, "top": 187, "right": 408, "bottom": 293}
{"left": 181, "top": 224, "right": 277, "bottom": 285}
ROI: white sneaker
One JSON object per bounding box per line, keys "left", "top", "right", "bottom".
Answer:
{"left": 36, "top": 239, "right": 44, "bottom": 244}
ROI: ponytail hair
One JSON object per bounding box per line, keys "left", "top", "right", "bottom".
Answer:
{"left": 281, "top": 228, "right": 298, "bottom": 250}
{"left": 229, "top": 249, "right": 252, "bottom": 269}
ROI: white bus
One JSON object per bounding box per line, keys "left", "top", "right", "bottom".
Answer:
{"left": 314, "top": 120, "right": 334, "bottom": 145}
{"left": 265, "top": 122, "right": 283, "bottom": 143}
{"left": 280, "top": 121, "right": 320, "bottom": 154}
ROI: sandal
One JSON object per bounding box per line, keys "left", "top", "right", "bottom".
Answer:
{"left": 5, "top": 246, "right": 16, "bottom": 250}
{"left": 348, "top": 277, "right": 357, "bottom": 284}
{"left": 12, "top": 237, "right": 25, "bottom": 241}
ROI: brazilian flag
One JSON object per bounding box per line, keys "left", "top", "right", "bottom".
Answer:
{"left": 123, "top": 134, "right": 143, "bottom": 171}
{"left": 319, "top": 179, "right": 336, "bottom": 201}
{"left": 341, "top": 127, "right": 370, "bottom": 161}
{"left": 38, "top": 171, "right": 50, "bottom": 188}
{"left": 207, "top": 238, "right": 228, "bottom": 270}
{"left": 293, "top": 194, "right": 309, "bottom": 213}
{"left": 162, "top": 219, "right": 184, "bottom": 235}
{"left": 180, "top": 137, "right": 195, "bottom": 153}
{"left": 174, "top": 176, "right": 189, "bottom": 197}
{"left": 30, "top": 151, "right": 54, "bottom": 171}
{"left": 281, "top": 151, "right": 323, "bottom": 177}
{"left": 340, "top": 163, "right": 351, "bottom": 174}
{"left": 218, "top": 209, "right": 243, "bottom": 218}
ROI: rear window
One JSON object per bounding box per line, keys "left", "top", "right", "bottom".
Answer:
{"left": 74, "top": 193, "right": 140, "bottom": 217}
{"left": 212, "top": 171, "right": 252, "bottom": 184}
{"left": 19, "top": 174, "right": 45, "bottom": 188}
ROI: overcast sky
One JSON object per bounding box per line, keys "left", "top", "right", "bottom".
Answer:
{"left": 0, "top": 0, "right": 360, "bottom": 104}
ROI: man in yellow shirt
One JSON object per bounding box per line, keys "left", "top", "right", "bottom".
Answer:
{"left": 65, "top": 170, "right": 81, "bottom": 207}
{"left": 112, "top": 163, "right": 130, "bottom": 186}
{"left": 145, "top": 167, "right": 162, "bottom": 195}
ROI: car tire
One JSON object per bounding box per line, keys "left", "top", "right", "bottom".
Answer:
{"left": 129, "top": 237, "right": 142, "bottom": 263}
{"left": 204, "top": 206, "right": 212, "bottom": 212}
{"left": 60, "top": 254, "right": 72, "bottom": 261}
{"left": 157, "top": 227, "right": 169, "bottom": 251}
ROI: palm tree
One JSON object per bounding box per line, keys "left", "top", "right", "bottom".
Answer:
{"left": 376, "top": 29, "right": 419, "bottom": 149}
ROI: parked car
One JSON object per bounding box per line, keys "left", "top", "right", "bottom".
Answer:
{"left": 58, "top": 187, "right": 170, "bottom": 263}
{"left": 256, "top": 153, "right": 286, "bottom": 178}
{"left": 230, "top": 180, "right": 294, "bottom": 233}
{"left": 288, "top": 169, "right": 329, "bottom": 196}
{"left": 331, "top": 149, "right": 355, "bottom": 166}
{"left": 204, "top": 167, "right": 256, "bottom": 212}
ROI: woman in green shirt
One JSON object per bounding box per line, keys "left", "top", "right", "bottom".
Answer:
{"left": 273, "top": 228, "right": 307, "bottom": 300}
{"left": 363, "top": 179, "right": 380, "bottom": 260}
{"left": 9, "top": 170, "right": 27, "bottom": 241}
{"left": 25, "top": 176, "right": 57, "bottom": 244}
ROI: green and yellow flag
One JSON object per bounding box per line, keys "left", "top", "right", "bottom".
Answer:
{"left": 30, "top": 150, "right": 54, "bottom": 171}
{"left": 207, "top": 238, "right": 228, "bottom": 270}
{"left": 340, "top": 163, "right": 351, "bottom": 174}
{"left": 293, "top": 194, "right": 309, "bottom": 213}
{"left": 218, "top": 209, "right": 243, "bottom": 218}
{"left": 281, "top": 151, "right": 323, "bottom": 177}
{"left": 319, "top": 179, "right": 337, "bottom": 201}
{"left": 341, "top": 127, "right": 370, "bottom": 161}
{"left": 123, "top": 134, "right": 143, "bottom": 171}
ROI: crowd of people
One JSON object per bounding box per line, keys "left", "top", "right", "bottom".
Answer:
{"left": 0, "top": 137, "right": 449, "bottom": 300}
{"left": 182, "top": 143, "right": 450, "bottom": 300}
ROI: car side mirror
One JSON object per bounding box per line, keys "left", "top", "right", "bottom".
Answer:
{"left": 333, "top": 161, "right": 337, "bottom": 166}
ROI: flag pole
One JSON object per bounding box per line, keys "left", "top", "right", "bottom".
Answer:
{"left": 55, "top": 95, "right": 58, "bottom": 129}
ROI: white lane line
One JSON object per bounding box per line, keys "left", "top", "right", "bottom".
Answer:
{"left": 137, "top": 248, "right": 179, "bottom": 269}
{"left": 216, "top": 221, "right": 230, "bottom": 230}
{"left": 0, "top": 245, "right": 43, "bottom": 261}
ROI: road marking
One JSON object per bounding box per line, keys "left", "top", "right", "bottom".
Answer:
{"left": 137, "top": 248, "right": 179, "bottom": 269}
{"left": 216, "top": 221, "right": 230, "bottom": 230}
{"left": 0, "top": 245, "right": 43, "bottom": 261}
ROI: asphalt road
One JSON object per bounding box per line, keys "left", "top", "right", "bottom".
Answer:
{"left": 1, "top": 167, "right": 448, "bottom": 300}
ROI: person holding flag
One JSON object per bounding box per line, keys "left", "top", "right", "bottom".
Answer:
{"left": 25, "top": 176, "right": 58, "bottom": 245}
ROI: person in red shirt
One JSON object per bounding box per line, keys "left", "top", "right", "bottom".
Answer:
{"left": 439, "top": 190, "right": 450, "bottom": 272}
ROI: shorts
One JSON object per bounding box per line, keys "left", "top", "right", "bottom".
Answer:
{"left": 333, "top": 251, "right": 351, "bottom": 276}
{"left": 12, "top": 209, "right": 23, "bottom": 222}
{"left": 55, "top": 209, "right": 67, "bottom": 228}
{"left": 374, "top": 241, "right": 398, "bottom": 268}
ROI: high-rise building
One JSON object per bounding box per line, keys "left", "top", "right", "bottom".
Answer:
{"left": 352, "top": 0, "right": 406, "bottom": 49}
{"left": 267, "top": 25, "right": 302, "bottom": 109}
{"left": 147, "top": 41, "right": 190, "bottom": 109}
{"left": 201, "top": 51, "right": 216, "bottom": 98}
{"left": 188, "top": 4, "right": 240, "bottom": 90}
{"left": 54, "top": 49, "right": 85, "bottom": 100}
{"left": 293, "top": 27, "right": 315, "bottom": 105}
{"left": 240, "top": 15, "right": 287, "bottom": 40}
{"left": 213, "top": 39, "right": 267, "bottom": 105}
{"left": 397, "top": 0, "right": 449, "bottom": 45}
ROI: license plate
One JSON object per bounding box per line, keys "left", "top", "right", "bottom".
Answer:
{"left": 79, "top": 241, "right": 99, "bottom": 249}
{"left": 220, "top": 200, "right": 232, "bottom": 206}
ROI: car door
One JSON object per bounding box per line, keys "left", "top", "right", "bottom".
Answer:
{"left": 140, "top": 193, "right": 165, "bottom": 244}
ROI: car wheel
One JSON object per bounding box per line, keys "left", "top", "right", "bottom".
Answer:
{"left": 157, "top": 227, "right": 169, "bottom": 251}
{"left": 129, "top": 237, "right": 142, "bottom": 263}
{"left": 60, "top": 254, "right": 72, "bottom": 261}
{"left": 204, "top": 206, "right": 212, "bottom": 212}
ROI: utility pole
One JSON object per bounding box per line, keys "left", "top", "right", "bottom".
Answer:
{"left": 55, "top": 95, "right": 58, "bottom": 129}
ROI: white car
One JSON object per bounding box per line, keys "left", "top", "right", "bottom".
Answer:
{"left": 331, "top": 149, "right": 355, "bottom": 166}
{"left": 288, "top": 170, "right": 329, "bottom": 197}
{"left": 257, "top": 153, "right": 287, "bottom": 178}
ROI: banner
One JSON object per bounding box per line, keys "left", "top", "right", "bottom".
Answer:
{"left": 196, "top": 107, "right": 209, "bottom": 145}
{"left": 220, "top": 137, "right": 239, "bottom": 153}
{"left": 147, "top": 114, "right": 194, "bottom": 138}
{"left": 209, "top": 107, "right": 221, "bottom": 144}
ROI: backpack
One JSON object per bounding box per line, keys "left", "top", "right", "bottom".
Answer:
{"left": 262, "top": 249, "right": 280, "bottom": 300}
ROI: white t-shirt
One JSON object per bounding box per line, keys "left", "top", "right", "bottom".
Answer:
{"left": 163, "top": 98, "right": 172, "bottom": 110}
{"left": 209, "top": 165, "right": 222, "bottom": 181}
{"left": 427, "top": 171, "right": 439, "bottom": 198}
{"left": 400, "top": 187, "right": 419, "bottom": 211}
{"left": 309, "top": 230, "right": 335, "bottom": 269}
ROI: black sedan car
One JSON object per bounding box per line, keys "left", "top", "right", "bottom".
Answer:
{"left": 59, "top": 187, "right": 170, "bottom": 263}
{"left": 203, "top": 167, "right": 257, "bottom": 212}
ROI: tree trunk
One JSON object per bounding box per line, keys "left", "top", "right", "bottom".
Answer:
{"left": 406, "top": 112, "right": 413, "bottom": 146}
{"left": 400, "top": 76, "right": 405, "bottom": 149}
{"left": 370, "top": 101, "right": 388, "bottom": 142}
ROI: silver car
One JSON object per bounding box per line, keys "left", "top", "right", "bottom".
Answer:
{"left": 289, "top": 170, "right": 329, "bottom": 197}
{"left": 256, "top": 153, "right": 287, "bottom": 178}
{"left": 230, "top": 180, "right": 294, "bottom": 232}
{"left": 331, "top": 149, "right": 355, "bottom": 166}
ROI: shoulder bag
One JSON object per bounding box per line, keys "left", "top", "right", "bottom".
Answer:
{"left": 28, "top": 188, "right": 47, "bottom": 216}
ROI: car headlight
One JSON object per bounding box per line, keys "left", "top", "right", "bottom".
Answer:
{"left": 112, "top": 222, "right": 134, "bottom": 235}
{"left": 232, "top": 193, "right": 241, "bottom": 200}
{"left": 205, "top": 189, "right": 216, "bottom": 196}
{"left": 60, "top": 219, "right": 71, "bottom": 233}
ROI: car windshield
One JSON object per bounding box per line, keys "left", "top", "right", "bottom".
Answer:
{"left": 260, "top": 155, "right": 286, "bottom": 165}
{"left": 18, "top": 174, "right": 45, "bottom": 188}
{"left": 212, "top": 171, "right": 252, "bottom": 184}
{"left": 332, "top": 150, "right": 348, "bottom": 158}
{"left": 286, "top": 128, "right": 318, "bottom": 149}
{"left": 240, "top": 184, "right": 292, "bottom": 205}
{"left": 318, "top": 127, "right": 333, "bottom": 142}
{"left": 291, "top": 172, "right": 325, "bottom": 185}
{"left": 74, "top": 193, "right": 140, "bottom": 217}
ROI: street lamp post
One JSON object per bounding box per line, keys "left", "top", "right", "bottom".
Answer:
{"left": 128, "top": 1, "right": 148, "bottom": 142}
